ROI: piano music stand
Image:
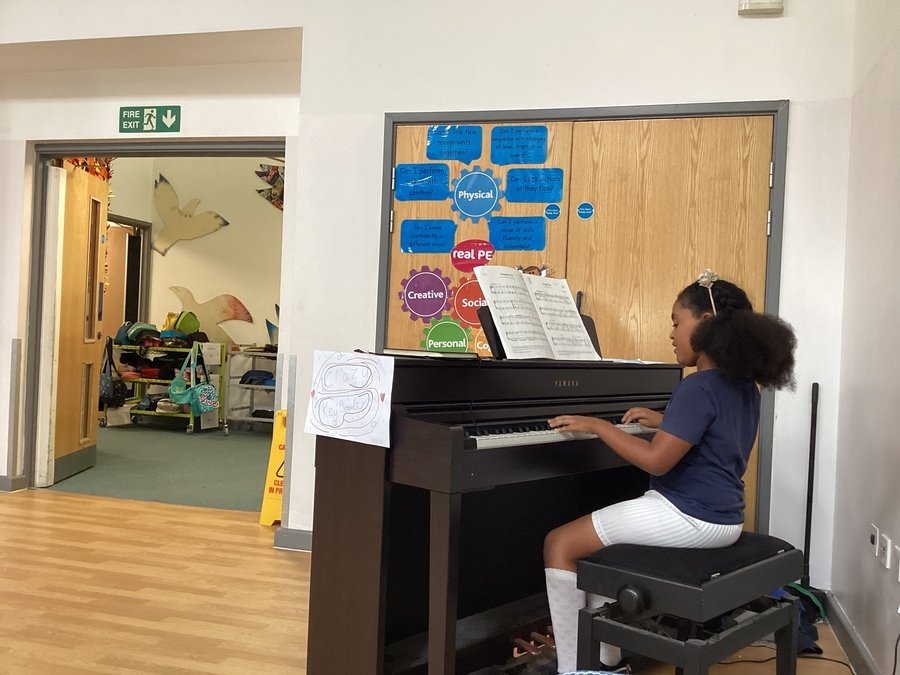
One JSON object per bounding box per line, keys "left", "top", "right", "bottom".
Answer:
{"left": 475, "top": 306, "right": 602, "bottom": 359}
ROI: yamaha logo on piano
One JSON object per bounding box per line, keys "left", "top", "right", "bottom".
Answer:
{"left": 554, "top": 379, "right": 579, "bottom": 388}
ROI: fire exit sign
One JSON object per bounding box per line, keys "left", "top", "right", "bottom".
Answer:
{"left": 119, "top": 106, "right": 181, "bottom": 133}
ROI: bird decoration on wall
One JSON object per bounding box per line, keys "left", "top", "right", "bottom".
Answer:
{"left": 152, "top": 174, "right": 229, "bottom": 255}
{"left": 169, "top": 286, "right": 253, "bottom": 345}
{"left": 255, "top": 163, "right": 284, "bottom": 210}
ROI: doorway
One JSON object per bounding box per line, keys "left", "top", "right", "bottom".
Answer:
{"left": 24, "top": 141, "right": 287, "bottom": 512}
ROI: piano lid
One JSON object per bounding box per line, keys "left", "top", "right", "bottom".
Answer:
{"left": 383, "top": 354, "right": 682, "bottom": 407}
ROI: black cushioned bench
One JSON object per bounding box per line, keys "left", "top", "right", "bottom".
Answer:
{"left": 576, "top": 532, "right": 804, "bottom": 675}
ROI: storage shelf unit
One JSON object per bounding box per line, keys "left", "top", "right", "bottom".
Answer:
{"left": 226, "top": 349, "right": 277, "bottom": 429}
{"left": 110, "top": 343, "right": 226, "bottom": 434}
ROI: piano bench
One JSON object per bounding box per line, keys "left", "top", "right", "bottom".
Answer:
{"left": 575, "top": 532, "right": 803, "bottom": 675}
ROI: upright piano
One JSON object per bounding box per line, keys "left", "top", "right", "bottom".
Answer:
{"left": 307, "top": 356, "right": 682, "bottom": 674}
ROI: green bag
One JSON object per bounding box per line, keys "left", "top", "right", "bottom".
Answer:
{"left": 174, "top": 311, "right": 200, "bottom": 335}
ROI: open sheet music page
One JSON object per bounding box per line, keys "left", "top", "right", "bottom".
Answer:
{"left": 474, "top": 266, "right": 600, "bottom": 361}
{"left": 522, "top": 274, "right": 601, "bottom": 361}
{"left": 474, "top": 265, "right": 555, "bottom": 359}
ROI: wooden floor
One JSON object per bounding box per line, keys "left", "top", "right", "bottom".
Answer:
{"left": 0, "top": 490, "right": 852, "bottom": 674}
{"left": 0, "top": 489, "right": 309, "bottom": 673}
{"left": 638, "top": 626, "right": 853, "bottom": 674}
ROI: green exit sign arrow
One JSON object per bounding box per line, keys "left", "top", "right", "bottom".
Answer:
{"left": 119, "top": 106, "right": 181, "bottom": 133}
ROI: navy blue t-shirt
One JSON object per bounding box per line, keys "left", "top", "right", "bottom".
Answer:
{"left": 651, "top": 369, "right": 760, "bottom": 524}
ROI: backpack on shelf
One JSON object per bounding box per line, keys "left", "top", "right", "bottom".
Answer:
{"left": 174, "top": 311, "right": 200, "bottom": 335}
{"left": 125, "top": 322, "right": 160, "bottom": 345}
{"left": 114, "top": 321, "right": 134, "bottom": 345}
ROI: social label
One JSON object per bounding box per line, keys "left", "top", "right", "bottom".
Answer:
{"left": 451, "top": 278, "right": 487, "bottom": 327}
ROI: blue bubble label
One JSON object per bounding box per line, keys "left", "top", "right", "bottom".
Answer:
{"left": 544, "top": 204, "right": 561, "bottom": 220}
{"left": 399, "top": 220, "right": 457, "bottom": 253}
{"left": 505, "top": 168, "right": 564, "bottom": 203}
{"left": 577, "top": 202, "right": 595, "bottom": 219}
{"left": 490, "top": 125, "right": 548, "bottom": 165}
{"left": 427, "top": 125, "right": 482, "bottom": 164}
{"left": 488, "top": 216, "right": 546, "bottom": 251}
{"left": 395, "top": 163, "right": 450, "bottom": 201}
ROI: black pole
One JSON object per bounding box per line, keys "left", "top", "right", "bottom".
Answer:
{"left": 802, "top": 382, "right": 819, "bottom": 587}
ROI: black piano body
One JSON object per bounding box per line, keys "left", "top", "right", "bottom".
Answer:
{"left": 307, "top": 356, "right": 682, "bottom": 674}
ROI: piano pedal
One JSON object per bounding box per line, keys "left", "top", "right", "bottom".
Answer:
{"left": 512, "top": 638, "right": 541, "bottom": 656}
{"left": 530, "top": 631, "right": 555, "bottom": 648}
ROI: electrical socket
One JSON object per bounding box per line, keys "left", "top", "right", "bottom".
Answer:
{"left": 870, "top": 524, "right": 880, "bottom": 556}
{"left": 879, "top": 534, "right": 892, "bottom": 569}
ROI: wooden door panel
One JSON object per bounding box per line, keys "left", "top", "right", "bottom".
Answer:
{"left": 54, "top": 164, "right": 109, "bottom": 461}
{"left": 386, "top": 122, "right": 573, "bottom": 352}
{"left": 565, "top": 116, "right": 773, "bottom": 529}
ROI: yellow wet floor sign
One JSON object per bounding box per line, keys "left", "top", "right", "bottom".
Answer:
{"left": 260, "top": 409, "right": 287, "bottom": 526}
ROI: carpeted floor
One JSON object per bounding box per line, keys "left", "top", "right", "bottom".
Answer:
{"left": 49, "top": 422, "right": 272, "bottom": 512}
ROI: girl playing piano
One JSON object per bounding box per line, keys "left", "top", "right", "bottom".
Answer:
{"left": 543, "top": 271, "right": 796, "bottom": 674}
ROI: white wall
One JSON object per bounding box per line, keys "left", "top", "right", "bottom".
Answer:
{"left": 831, "top": 3, "right": 900, "bottom": 672}
{"left": 0, "top": 0, "right": 874, "bottom": 646}
{"left": 110, "top": 156, "right": 283, "bottom": 346}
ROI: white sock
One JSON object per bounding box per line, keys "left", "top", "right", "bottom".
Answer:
{"left": 545, "top": 568, "right": 584, "bottom": 673}
{"left": 587, "top": 593, "right": 622, "bottom": 666}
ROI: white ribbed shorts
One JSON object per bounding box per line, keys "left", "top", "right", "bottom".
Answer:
{"left": 591, "top": 490, "right": 743, "bottom": 548}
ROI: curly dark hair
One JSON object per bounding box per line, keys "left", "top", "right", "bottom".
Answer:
{"left": 676, "top": 279, "right": 796, "bottom": 390}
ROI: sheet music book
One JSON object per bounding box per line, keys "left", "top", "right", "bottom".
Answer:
{"left": 474, "top": 265, "right": 601, "bottom": 361}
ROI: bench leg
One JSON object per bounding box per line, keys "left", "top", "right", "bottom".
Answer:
{"left": 774, "top": 598, "right": 799, "bottom": 675}
{"left": 577, "top": 606, "right": 604, "bottom": 669}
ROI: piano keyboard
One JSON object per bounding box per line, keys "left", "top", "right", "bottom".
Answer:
{"left": 469, "top": 421, "right": 655, "bottom": 449}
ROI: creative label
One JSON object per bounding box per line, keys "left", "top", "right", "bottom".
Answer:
{"left": 395, "top": 163, "right": 451, "bottom": 201}
{"left": 488, "top": 216, "right": 546, "bottom": 251}
{"left": 426, "top": 125, "right": 482, "bottom": 164}
{"left": 399, "top": 266, "right": 452, "bottom": 322}
{"left": 399, "top": 219, "right": 457, "bottom": 253}
{"left": 450, "top": 239, "right": 495, "bottom": 273}
{"left": 505, "top": 168, "right": 564, "bottom": 203}
{"left": 490, "top": 125, "right": 548, "bottom": 165}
